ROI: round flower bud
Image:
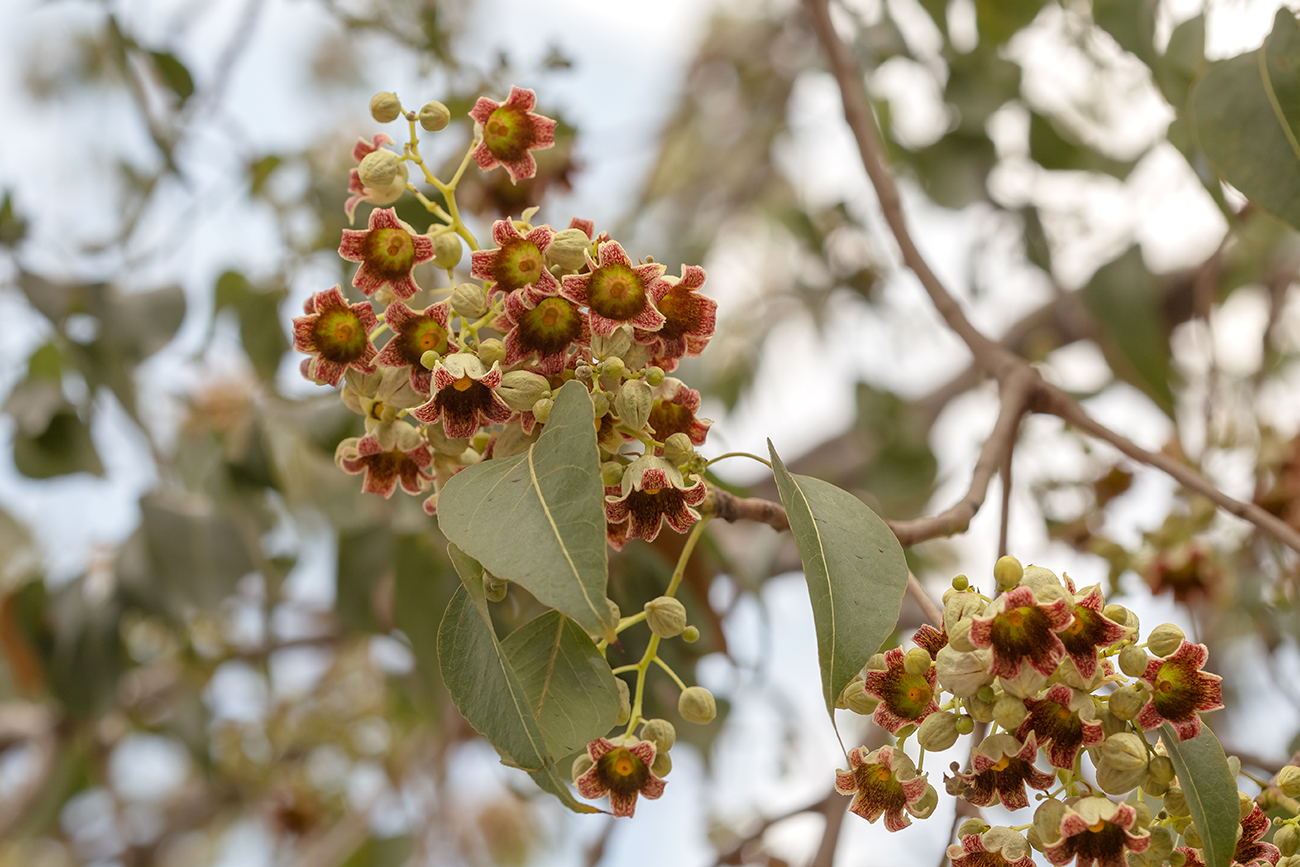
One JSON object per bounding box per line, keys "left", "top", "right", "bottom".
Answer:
{"left": 477, "top": 338, "right": 505, "bottom": 369}
{"left": 418, "top": 100, "right": 451, "bottom": 132}
{"left": 679, "top": 686, "right": 716, "bottom": 724}
{"left": 1183, "top": 822, "right": 1202, "bottom": 849}
{"left": 651, "top": 750, "right": 672, "bottom": 778}
{"left": 532, "top": 398, "right": 553, "bottom": 424}
{"left": 601, "top": 461, "right": 626, "bottom": 487}
{"left": 615, "top": 678, "right": 631, "bottom": 726}
{"left": 1102, "top": 733, "right": 1150, "bottom": 772}
{"left": 497, "top": 370, "right": 551, "bottom": 412}
{"left": 358, "top": 148, "right": 402, "bottom": 189}
{"left": 1131, "top": 800, "right": 1153, "bottom": 829}
{"left": 599, "top": 356, "right": 627, "bottom": 383}
{"left": 430, "top": 232, "right": 462, "bottom": 269}
{"left": 1148, "top": 755, "right": 1175, "bottom": 785}
{"left": 1104, "top": 603, "right": 1138, "bottom": 633}
{"left": 836, "top": 673, "right": 864, "bottom": 710}
{"left": 571, "top": 752, "right": 594, "bottom": 782}
{"left": 1034, "top": 799, "right": 1068, "bottom": 844}
{"left": 943, "top": 590, "right": 986, "bottom": 634}
{"left": 369, "top": 91, "right": 402, "bottom": 123}
{"left": 644, "top": 366, "right": 665, "bottom": 387}
{"left": 450, "top": 282, "right": 488, "bottom": 319}
{"left": 993, "top": 694, "right": 1028, "bottom": 730}
{"left": 590, "top": 390, "right": 610, "bottom": 418}
{"left": 483, "top": 571, "right": 508, "bottom": 602}
{"left": 1228, "top": 755, "right": 1241, "bottom": 778}
{"left": 682, "top": 625, "right": 700, "bottom": 643}
{"left": 1119, "top": 646, "right": 1150, "bottom": 678}
{"left": 1096, "top": 755, "right": 1149, "bottom": 795}
{"left": 1164, "top": 786, "right": 1189, "bottom": 817}
{"left": 903, "top": 647, "right": 932, "bottom": 676}
{"left": 1279, "top": 765, "right": 1300, "bottom": 798}
{"left": 912, "top": 784, "right": 939, "bottom": 819}
{"left": 1026, "top": 827, "right": 1045, "bottom": 854}
{"left": 936, "top": 646, "right": 994, "bottom": 698}
{"left": 1108, "top": 685, "right": 1145, "bottom": 721}
{"left": 1238, "top": 790, "right": 1254, "bottom": 820}
{"left": 948, "top": 618, "right": 976, "bottom": 652}
{"left": 663, "top": 433, "right": 694, "bottom": 467}
{"left": 615, "top": 379, "right": 653, "bottom": 430}
{"left": 575, "top": 364, "right": 594, "bottom": 383}
{"left": 977, "top": 685, "right": 997, "bottom": 704}
{"left": 546, "top": 227, "right": 592, "bottom": 273}
{"left": 965, "top": 694, "right": 995, "bottom": 722}
{"left": 955, "top": 715, "right": 976, "bottom": 735}
{"left": 994, "top": 555, "right": 1023, "bottom": 590}
{"left": 1142, "top": 827, "right": 1173, "bottom": 864}
{"left": 958, "top": 818, "right": 990, "bottom": 839}
{"left": 1143, "top": 774, "right": 1170, "bottom": 797}
{"left": 845, "top": 688, "right": 880, "bottom": 716}
{"left": 645, "top": 596, "right": 688, "bottom": 639}
{"left": 917, "top": 711, "right": 960, "bottom": 751}
{"left": 866, "top": 653, "right": 888, "bottom": 671}
{"left": 1148, "top": 623, "right": 1186, "bottom": 658}
{"left": 420, "top": 349, "right": 440, "bottom": 369}
{"left": 590, "top": 327, "right": 632, "bottom": 362}
{"left": 1276, "top": 825, "right": 1299, "bottom": 858}
{"left": 952, "top": 574, "right": 969, "bottom": 591}
{"left": 1169, "top": 849, "right": 1187, "bottom": 867}
{"left": 641, "top": 718, "right": 676, "bottom": 754}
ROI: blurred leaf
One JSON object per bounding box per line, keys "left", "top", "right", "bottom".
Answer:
{"left": 1081, "top": 247, "right": 1174, "bottom": 414}
{"left": 1159, "top": 724, "right": 1238, "bottom": 867}
{"left": 437, "top": 381, "right": 614, "bottom": 640}
{"left": 4, "top": 344, "right": 68, "bottom": 438}
{"left": 944, "top": 48, "right": 1022, "bottom": 134}
{"left": 976, "top": 0, "right": 1047, "bottom": 47}
{"left": 215, "top": 271, "right": 289, "bottom": 380}
{"left": 0, "top": 509, "right": 38, "bottom": 588}
{"left": 392, "top": 532, "right": 454, "bottom": 708}
{"left": 341, "top": 836, "right": 413, "bottom": 867}
{"left": 854, "top": 385, "right": 938, "bottom": 517}
{"left": 0, "top": 190, "right": 27, "bottom": 247}
{"left": 1028, "top": 111, "right": 1138, "bottom": 179}
{"left": 1191, "top": 9, "right": 1300, "bottom": 232}
{"left": 12, "top": 409, "right": 103, "bottom": 479}
{"left": 768, "top": 442, "right": 909, "bottom": 719}
{"left": 249, "top": 155, "right": 282, "bottom": 197}
{"left": 902, "top": 131, "right": 996, "bottom": 209}
{"left": 1093, "top": 0, "right": 1157, "bottom": 65}
{"left": 149, "top": 51, "right": 194, "bottom": 103}
{"left": 46, "top": 589, "right": 126, "bottom": 718}
{"left": 337, "top": 526, "right": 391, "bottom": 633}
{"left": 1154, "top": 14, "right": 1205, "bottom": 110}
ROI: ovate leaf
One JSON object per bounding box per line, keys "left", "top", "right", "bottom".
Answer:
{"left": 149, "top": 51, "right": 194, "bottom": 103}
{"left": 1191, "top": 9, "right": 1300, "bottom": 231}
{"left": 1159, "top": 724, "right": 1238, "bottom": 867}
{"left": 768, "top": 441, "right": 909, "bottom": 718}
{"left": 437, "top": 381, "right": 614, "bottom": 639}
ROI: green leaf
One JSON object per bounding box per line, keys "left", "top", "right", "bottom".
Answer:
{"left": 767, "top": 441, "right": 909, "bottom": 718}
{"left": 1028, "top": 111, "right": 1137, "bottom": 179}
{"left": 392, "top": 532, "right": 454, "bottom": 708}
{"left": 1159, "top": 724, "right": 1239, "bottom": 867}
{"left": 0, "top": 190, "right": 28, "bottom": 247}
{"left": 12, "top": 409, "right": 104, "bottom": 479}
{"left": 975, "top": 0, "right": 1047, "bottom": 47}
{"left": 1191, "top": 9, "right": 1300, "bottom": 231}
{"left": 249, "top": 155, "right": 282, "bottom": 197}
{"left": 336, "top": 526, "right": 391, "bottom": 634}
{"left": 437, "top": 544, "right": 601, "bottom": 814}
{"left": 437, "top": 381, "right": 614, "bottom": 640}
{"left": 149, "top": 51, "right": 194, "bottom": 103}
{"left": 1093, "top": 0, "right": 1157, "bottom": 65}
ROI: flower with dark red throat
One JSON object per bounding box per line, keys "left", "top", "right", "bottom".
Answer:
{"left": 862, "top": 646, "right": 939, "bottom": 734}
{"left": 834, "top": 745, "right": 929, "bottom": 832}
{"left": 469, "top": 86, "right": 557, "bottom": 184}
{"left": 375, "top": 300, "right": 456, "bottom": 393}
{"left": 1056, "top": 584, "right": 1130, "bottom": 681}
{"left": 636, "top": 264, "right": 716, "bottom": 371}
{"left": 1044, "top": 797, "right": 1151, "bottom": 867}
{"left": 647, "top": 378, "right": 712, "bottom": 447}
{"left": 410, "top": 352, "right": 512, "bottom": 439}
{"left": 1175, "top": 804, "right": 1280, "bottom": 867}
{"left": 1136, "top": 640, "right": 1224, "bottom": 741}
{"left": 471, "top": 218, "right": 561, "bottom": 298}
{"left": 967, "top": 585, "right": 1074, "bottom": 680}
{"left": 952, "top": 733, "right": 1055, "bottom": 810}
{"left": 947, "top": 827, "right": 1035, "bottom": 867}
{"left": 1015, "top": 684, "right": 1103, "bottom": 769}
{"left": 574, "top": 737, "right": 665, "bottom": 818}
{"left": 337, "top": 208, "right": 434, "bottom": 300}
{"left": 495, "top": 287, "right": 589, "bottom": 376}
{"left": 560, "top": 241, "right": 667, "bottom": 337}
{"left": 336, "top": 422, "right": 433, "bottom": 498}
{"left": 912, "top": 624, "right": 948, "bottom": 659}
{"left": 604, "top": 455, "right": 706, "bottom": 548}
{"left": 293, "top": 286, "right": 379, "bottom": 387}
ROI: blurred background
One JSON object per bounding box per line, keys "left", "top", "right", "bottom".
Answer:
{"left": 2, "top": 0, "right": 1300, "bottom": 864}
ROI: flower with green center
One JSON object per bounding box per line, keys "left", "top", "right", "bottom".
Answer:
{"left": 1174, "top": 805, "right": 1280, "bottom": 867}
{"left": 337, "top": 208, "right": 434, "bottom": 300}
{"left": 634, "top": 264, "right": 716, "bottom": 372}
{"left": 470, "top": 219, "right": 561, "bottom": 297}
{"left": 604, "top": 455, "right": 706, "bottom": 549}
{"left": 344, "top": 134, "right": 408, "bottom": 223}
{"left": 1044, "top": 797, "right": 1151, "bottom": 867}
{"left": 1136, "top": 640, "right": 1224, "bottom": 741}
{"left": 293, "top": 286, "right": 379, "bottom": 387}
{"left": 495, "top": 287, "right": 589, "bottom": 376}
{"left": 560, "top": 241, "right": 667, "bottom": 337}
{"left": 646, "top": 377, "right": 712, "bottom": 447}
{"left": 947, "top": 827, "right": 1036, "bottom": 867}
{"left": 953, "top": 734, "right": 1055, "bottom": 810}
{"left": 862, "top": 646, "right": 939, "bottom": 734}
{"left": 336, "top": 422, "right": 432, "bottom": 498}
{"left": 468, "top": 86, "right": 557, "bottom": 184}
{"left": 574, "top": 737, "right": 666, "bottom": 818}
{"left": 410, "top": 352, "right": 512, "bottom": 439}
{"left": 834, "top": 745, "right": 929, "bottom": 831}
{"left": 1015, "top": 684, "right": 1103, "bottom": 769}
{"left": 968, "top": 585, "right": 1074, "bottom": 680}
{"left": 1056, "top": 584, "right": 1130, "bottom": 681}
{"left": 375, "top": 300, "right": 456, "bottom": 393}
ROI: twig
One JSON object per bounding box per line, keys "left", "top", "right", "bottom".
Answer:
{"left": 294, "top": 808, "right": 371, "bottom": 867}
{"left": 0, "top": 704, "right": 58, "bottom": 839}
{"left": 713, "top": 789, "right": 839, "bottom": 865}
{"left": 705, "top": 488, "right": 789, "bottom": 532}
{"left": 908, "top": 573, "right": 943, "bottom": 627}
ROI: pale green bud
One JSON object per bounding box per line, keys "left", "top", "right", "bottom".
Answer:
{"left": 1148, "top": 755, "right": 1175, "bottom": 785}
{"left": 369, "top": 91, "right": 402, "bottom": 123}
{"left": 601, "top": 461, "right": 626, "bottom": 487}
{"left": 430, "top": 231, "right": 463, "bottom": 269}
{"left": 1148, "top": 623, "right": 1186, "bottom": 658}
{"left": 866, "top": 653, "right": 889, "bottom": 671}
{"left": 616, "top": 677, "right": 631, "bottom": 726}
{"left": 994, "top": 555, "right": 1023, "bottom": 591}
{"left": 1169, "top": 849, "right": 1187, "bottom": 867}
{"left": 1279, "top": 765, "right": 1300, "bottom": 798}
{"left": 1145, "top": 827, "right": 1173, "bottom": 861}
{"left": 943, "top": 591, "right": 986, "bottom": 634}
{"left": 532, "top": 398, "right": 553, "bottom": 424}
{"left": 1119, "top": 646, "right": 1150, "bottom": 678}
{"left": 845, "top": 688, "right": 879, "bottom": 716}
{"left": 965, "top": 694, "right": 995, "bottom": 722}
{"left": 1108, "top": 685, "right": 1145, "bottom": 721}
{"left": 955, "top": 715, "right": 976, "bottom": 734}
{"left": 1095, "top": 755, "right": 1149, "bottom": 795}
{"left": 641, "top": 718, "right": 676, "bottom": 754}
{"left": 615, "top": 379, "right": 653, "bottom": 430}
{"left": 418, "top": 100, "right": 451, "bottom": 132}
{"left": 546, "top": 228, "right": 592, "bottom": 273}
{"left": 645, "top": 596, "right": 687, "bottom": 639}
{"left": 948, "top": 618, "right": 976, "bottom": 652}
{"left": 835, "top": 673, "right": 864, "bottom": 710}
{"left": 420, "top": 349, "right": 440, "bottom": 369}
{"left": 483, "top": 571, "right": 508, "bottom": 603}
{"left": 993, "top": 694, "right": 1028, "bottom": 730}
{"left": 977, "top": 686, "right": 997, "bottom": 704}
{"left": 1020, "top": 565, "right": 1061, "bottom": 595}
{"left": 917, "top": 711, "right": 960, "bottom": 751}
{"left": 590, "top": 329, "right": 632, "bottom": 364}
{"left": 1131, "top": 800, "right": 1153, "bottom": 828}
{"left": 572, "top": 752, "right": 594, "bottom": 782}
{"left": 1143, "top": 773, "right": 1170, "bottom": 797}
{"left": 663, "top": 433, "right": 694, "bottom": 467}
{"left": 497, "top": 370, "right": 551, "bottom": 412}
{"left": 1164, "top": 786, "right": 1189, "bottom": 817}
{"left": 1276, "top": 825, "right": 1299, "bottom": 857}
{"left": 1104, "top": 603, "right": 1138, "bottom": 633}
{"left": 678, "top": 686, "right": 716, "bottom": 724}
{"left": 1102, "top": 733, "right": 1149, "bottom": 772}
{"left": 936, "top": 646, "right": 993, "bottom": 699}
{"left": 682, "top": 625, "right": 700, "bottom": 643}
{"left": 358, "top": 148, "right": 401, "bottom": 189}
{"left": 591, "top": 390, "right": 610, "bottom": 418}
{"left": 651, "top": 750, "right": 672, "bottom": 777}
{"left": 476, "top": 338, "right": 505, "bottom": 369}
{"left": 1026, "top": 827, "right": 1045, "bottom": 853}
{"left": 1183, "top": 822, "right": 1202, "bottom": 849}
{"left": 958, "top": 818, "right": 990, "bottom": 839}
{"left": 599, "top": 356, "right": 627, "bottom": 382}
{"left": 903, "top": 647, "right": 932, "bottom": 676}
{"left": 644, "top": 366, "right": 665, "bottom": 386}
{"left": 451, "top": 282, "right": 488, "bottom": 319}
{"left": 911, "top": 784, "right": 938, "bottom": 819}
{"left": 952, "top": 574, "right": 969, "bottom": 591}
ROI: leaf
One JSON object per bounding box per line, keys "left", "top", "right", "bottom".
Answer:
{"left": 336, "top": 526, "right": 391, "bottom": 634}
{"left": 1093, "top": 0, "right": 1157, "bottom": 64}
{"left": 1028, "top": 111, "right": 1137, "bottom": 179}
{"left": 437, "top": 381, "right": 614, "bottom": 640}
{"left": 975, "top": 0, "right": 1047, "bottom": 47}
{"left": 12, "top": 409, "right": 104, "bottom": 479}
{"left": 392, "top": 532, "right": 454, "bottom": 708}
{"left": 437, "top": 544, "right": 601, "bottom": 814}
{"left": 1191, "top": 9, "right": 1300, "bottom": 231}
{"left": 1159, "top": 724, "right": 1239, "bottom": 867}
{"left": 149, "top": 51, "right": 194, "bottom": 103}
{"left": 767, "top": 441, "right": 909, "bottom": 718}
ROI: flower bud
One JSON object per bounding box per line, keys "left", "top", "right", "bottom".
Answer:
{"left": 641, "top": 718, "right": 676, "bottom": 754}
{"left": 993, "top": 694, "right": 1028, "bottom": 730}
{"left": 430, "top": 231, "right": 462, "bottom": 269}
{"left": 1146, "top": 826, "right": 1173, "bottom": 861}
{"left": 866, "top": 653, "right": 888, "bottom": 671}
{"left": 1143, "top": 774, "right": 1170, "bottom": 797}
{"left": 1148, "top": 623, "right": 1186, "bottom": 658}
{"left": 903, "top": 647, "right": 932, "bottom": 676}
{"left": 682, "top": 625, "right": 700, "bottom": 643}
{"left": 532, "top": 398, "right": 553, "bottom": 424}
{"left": 599, "top": 355, "right": 627, "bottom": 382}
{"left": 1131, "top": 800, "right": 1153, "bottom": 828}
{"left": 1020, "top": 565, "right": 1061, "bottom": 595}
{"left": 1102, "top": 733, "right": 1149, "bottom": 772}
{"left": 483, "top": 571, "right": 508, "bottom": 602}
{"left": 955, "top": 715, "right": 976, "bottom": 735}
{"left": 951, "top": 574, "right": 969, "bottom": 591}
{"left": 965, "top": 694, "right": 995, "bottom": 722}
{"left": 616, "top": 678, "right": 631, "bottom": 726}
{"left": 977, "top": 686, "right": 997, "bottom": 704}
{"left": 1034, "top": 799, "right": 1067, "bottom": 844}
{"left": 1026, "top": 827, "right": 1045, "bottom": 853}
{"left": 1108, "top": 685, "right": 1145, "bottom": 721}
{"left": 1169, "top": 849, "right": 1187, "bottom": 867}
{"left": 420, "top": 349, "right": 440, "bottom": 369}
{"left": 958, "top": 818, "right": 990, "bottom": 838}
{"left": 590, "top": 390, "right": 610, "bottom": 418}
{"left": 358, "top": 148, "right": 402, "bottom": 189}
{"left": 615, "top": 379, "right": 653, "bottom": 430}
{"left": 944, "top": 591, "right": 986, "bottom": 634}
{"left": 1164, "top": 786, "right": 1189, "bottom": 816}
{"left": 1276, "top": 825, "right": 1299, "bottom": 857}
{"left": 589, "top": 326, "right": 632, "bottom": 362}
{"left": 651, "top": 750, "right": 672, "bottom": 777}
{"left": 1148, "top": 755, "right": 1175, "bottom": 785}
{"left": 547, "top": 228, "right": 592, "bottom": 273}
{"left": 477, "top": 338, "right": 505, "bottom": 369}
{"left": 948, "top": 618, "right": 976, "bottom": 652}
{"left": 994, "top": 555, "right": 1023, "bottom": 590}
{"left": 917, "top": 711, "right": 960, "bottom": 751}
{"left": 1096, "top": 755, "right": 1149, "bottom": 795}
{"left": 450, "top": 282, "right": 488, "bottom": 319}
{"left": 936, "top": 646, "right": 994, "bottom": 698}
{"left": 1119, "top": 646, "right": 1150, "bottom": 678}
{"left": 1104, "top": 603, "right": 1138, "bottom": 633}
{"left": 418, "top": 100, "right": 451, "bottom": 132}
{"left": 660, "top": 433, "right": 693, "bottom": 468}
{"left": 679, "top": 686, "right": 716, "bottom": 724}
{"left": 572, "top": 752, "right": 594, "bottom": 782}
{"left": 600, "top": 461, "right": 625, "bottom": 487}
{"left": 1183, "top": 822, "right": 1202, "bottom": 849}
{"left": 370, "top": 91, "right": 402, "bottom": 123}
{"left": 835, "top": 674, "right": 864, "bottom": 710}
{"left": 645, "top": 596, "right": 687, "bottom": 639}
{"left": 912, "top": 784, "right": 939, "bottom": 819}
{"left": 1280, "top": 765, "right": 1300, "bottom": 798}
{"left": 644, "top": 366, "right": 665, "bottom": 386}
{"left": 497, "top": 370, "right": 551, "bottom": 412}
{"left": 845, "top": 688, "right": 880, "bottom": 716}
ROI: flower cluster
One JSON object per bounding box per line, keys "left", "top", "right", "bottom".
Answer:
{"left": 829, "top": 556, "right": 1287, "bottom": 867}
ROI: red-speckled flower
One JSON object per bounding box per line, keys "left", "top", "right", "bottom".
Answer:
{"left": 410, "top": 352, "right": 512, "bottom": 439}
{"left": 968, "top": 585, "right": 1074, "bottom": 680}
{"left": 1044, "top": 797, "right": 1150, "bottom": 867}
{"left": 1174, "top": 804, "right": 1279, "bottom": 867}
{"left": 337, "top": 208, "right": 434, "bottom": 300}
{"left": 1136, "top": 640, "right": 1224, "bottom": 741}
{"left": 374, "top": 300, "right": 456, "bottom": 393}
{"left": 834, "top": 745, "right": 929, "bottom": 832}
{"left": 912, "top": 624, "right": 948, "bottom": 659}
{"left": 344, "top": 134, "right": 407, "bottom": 223}
{"left": 1015, "top": 684, "right": 1103, "bottom": 769}
{"left": 647, "top": 378, "right": 712, "bottom": 447}
{"left": 952, "top": 734, "right": 1054, "bottom": 810}
{"left": 635, "top": 264, "right": 716, "bottom": 371}
{"left": 336, "top": 422, "right": 432, "bottom": 497}
{"left": 863, "top": 646, "right": 939, "bottom": 734}
{"left": 574, "top": 737, "right": 665, "bottom": 818}
{"left": 1057, "top": 585, "right": 1130, "bottom": 681}
{"left": 604, "top": 455, "right": 706, "bottom": 548}
{"left": 293, "top": 286, "right": 378, "bottom": 387}
{"left": 471, "top": 218, "right": 561, "bottom": 298}
{"left": 469, "top": 86, "right": 557, "bottom": 184}
{"left": 560, "top": 241, "right": 667, "bottom": 337}
{"left": 495, "top": 287, "right": 589, "bottom": 376}
{"left": 947, "top": 827, "right": 1035, "bottom": 867}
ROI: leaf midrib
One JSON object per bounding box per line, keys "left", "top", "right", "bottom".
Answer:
{"left": 1257, "top": 42, "right": 1300, "bottom": 164}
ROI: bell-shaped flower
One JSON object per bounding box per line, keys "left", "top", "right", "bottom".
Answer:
{"left": 341, "top": 366, "right": 425, "bottom": 431}
{"left": 495, "top": 286, "right": 589, "bottom": 376}
{"left": 574, "top": 737, "right": 666, "bottom": 818}
{"left": 1175, "top": 804, "right": 1280, "bottom": 867}
{"left": 337, "top": 208, "right": 434, "bottom": 300}
{"left": 952, "top": 733, "right": 1054, "bottom": 810}
{"left": 647, "top": 378, "right": 712, "bottom": 447}
{"left": 410, "top": 352, "right": 512, "bottom": 439}
{"left": 1015, "top": 684, "right": 1103, "bottom": 769}
{"left": 469, "top": 87, "right": 557, "bottom": 184}
{"left": 560, "top": 241, "right": 667, "bottom": 337}
{"left": 834, "top": 745, "right": 929, "bottom": 832}
{"left": 947, "top": 827, "right": 1036, "bottom": 867}
{"left": 912, "top": 624, "right": 948, "bottom": 659}
{"left": 862, "top": 646, "right": 939, "bottom": 734}
{"left": 968, "top": 585, "right": 1074, "bottom": 680}
{"left": 293, "top": 286, "right": 378, "bottom": 387}
{"left": 374, "top": 300, "right": 456, "bottom": 393}
{"left": 1056, "top": 584, "right": 1130, "bottom": 681}
{"left": 635, "top": 264, "right": 716, "bottom": 371}
{"left": 345, "top": 134, "right": 408, "bottom": 223}
{"left": 336, "top": 421, "right": 432, "bottom": 498}
{"left": 604, "top": 455, "right": 706, "bottom": 548}
{"left": 1044, "top": 797, "right": 1151, "bottom": 867}
{"left": 1136, "top": 640, "right": 1224, "bottom": 741}
{"left": 470, "top": 218, "right": 561, "bottom": 298}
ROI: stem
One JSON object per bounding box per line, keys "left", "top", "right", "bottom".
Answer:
{"left": 704, "top": 451, "right": 772, "bottom": 469}
{"left": 653, "top": 656, "right": 688, "bottom": 691}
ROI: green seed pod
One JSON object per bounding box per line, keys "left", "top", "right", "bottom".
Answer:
{"left": 836, "top": 674, "right": 865, "bottom": 710}
{"left": 952, "top": 574, "right": 969, "bottom": 591}
{"left": 903, "top": 647, "right": 932, "bottom": 676}
{"left": 1102, "top": 733, "right": 1149, "bottom": 773}
{"left": 483, "top": 571, "right": 508, "bottom": 602}
{"left": 1276, "top": 825, "right": 1299, "bottom": 857}
{"left": 651, "top": 750, "right": 672, "bottom": 778}
{"left": 1148, "top": 755, "right": 1175, "bottom": 785}
{"left": 644, "top": 366, "right": 665, "bottom": 387}
{"left": 430, "top": 231, "right": 462, "bottom": 269}
{"left": 1034, "top": 799, "right": 1067, "bottom": 844}
{"left": 993, "top": 694, "right": 1028, "bottom": 730}
{"left": 917, "top": 711, "right": 960, "bottom": 751}
{"left": 641, "top": 718, "right": 676, "bottom": 754}
{"left": 1108, "top": 685, "right": 1145, "bottom": 721}
{"left": 571, "top": 752, "right": 594, "bottom": 782}
{"left": 663, "top": 433, "right": 694, "bottom": 467}
{"left": 994, "top": 555, "right": 1024, "bottom": 591}
{"left": 682, "top": 625, "right": 700, "bottom": 643}
{"left": 678, "top": 686, "right": 716, "bottom": 724}
{"left": 1280, "top": 765, "right": 1300, "bottom": 798}
{"left": 1164, "top": 786, "right": 1189, "bottom": 817}
{"left": 645, "top": 596, "right": 687, "bottom": 639}
{"left": 615, "top": 379, "right": 653, "bottom": 430}
{"left": 358, "top": 148, "right": 402, "bottom": 189}
{"left": 477, "top": 338, "right": 505, "bottom": 369}
{"left": 497, "top": 370, "right": 551, "bottom": 412}
{"left": 1148, "top": 623, "right": 1186, "bottom": 658}
{"left": 532, "top": 398, "right": 554, "bottom": 424}
{"left": 1119, "top": 646, "right": 1151, "bottom": 678}
{"left": 370, "top": 91, "right": 402, "bottom": 123}
{"left": 955, "top": 715, "right": 976, "bottom": 735}
{"left": 418, "top": 100, "right": 451, "bottom": 132}
{"left": 615, "top": 678, "right": 631, "bottom": 726}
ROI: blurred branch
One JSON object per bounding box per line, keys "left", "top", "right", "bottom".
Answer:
{"left": 294, "top": 808, "right": 372, "bottom": 867}
{"left": 0, "top": 703, "right": 58, "bottom": 840}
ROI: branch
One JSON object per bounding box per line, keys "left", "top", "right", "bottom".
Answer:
{"left": 0, "top": 703, "right": 58, "bottom": 840}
